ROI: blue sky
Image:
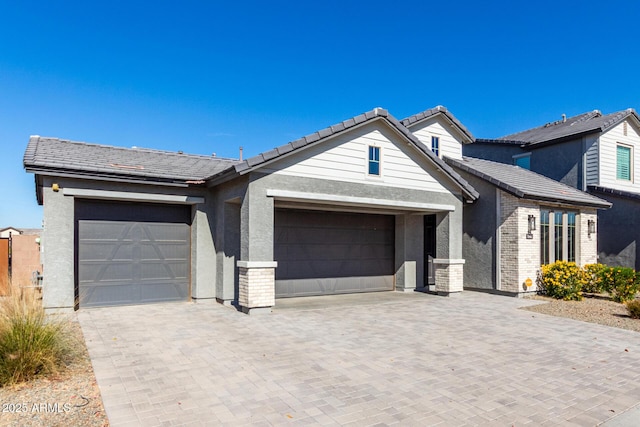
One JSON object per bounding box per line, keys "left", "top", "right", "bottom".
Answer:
{"left": 1, "top": 1, "right": 639, "bottom": 227}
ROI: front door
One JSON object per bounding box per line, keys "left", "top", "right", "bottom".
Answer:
{"left": 424, "top": 215, "right": 436, "bottom": 286}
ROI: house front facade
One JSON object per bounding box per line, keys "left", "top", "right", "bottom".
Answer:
{"left": 24, "top": 108, "right": 479, "bottom": 313}
{"left": 445, "top": 157, "right": 610, "bottom": 295}
{"left": 464, "top": 108, "right": 640, "bottom": 269}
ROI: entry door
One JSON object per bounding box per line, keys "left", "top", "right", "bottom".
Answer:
{"left": 424, "top": 215, "right": 436, "bottom": 286}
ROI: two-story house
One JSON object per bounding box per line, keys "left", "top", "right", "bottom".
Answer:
{"left": 464, "top": 108, "right": 640, "bottom": 270}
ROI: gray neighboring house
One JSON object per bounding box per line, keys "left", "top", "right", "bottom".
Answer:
{"left": 464, "top": 108, "right": 640, "bottom": 269}
{"left": 445, "top": 157, "right": 611, "bottom": 296}
{"left": 24, "top": 108, "right": 479, "bottom": 313}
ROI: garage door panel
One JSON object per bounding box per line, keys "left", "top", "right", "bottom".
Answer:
{"left": 76, "top": 200, "right": 191, "bottom": 308}
{"left": 275, "top": 209, "right": 395, "bottom": 298}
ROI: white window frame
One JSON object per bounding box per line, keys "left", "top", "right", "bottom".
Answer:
{"left": 367, "top": 145, "right": 381, "bottom": 177}
{"left": 616, "top": 143, "right": 633, "bottom": 182}
{"left": 431, "top": 136, "right": 440, "bottom": 157}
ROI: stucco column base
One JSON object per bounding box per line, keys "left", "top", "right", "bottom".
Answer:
{"left": 434, "top": 259, "right": 465, "bottom": 296}
{"left": 192, "top": 297, "right": 218, "bottom": 304}
{"left": 237, "top": 261, "right": 277, "bottom": 314}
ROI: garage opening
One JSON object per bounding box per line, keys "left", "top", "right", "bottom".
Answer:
{"left": 75, "top": 200, "right": 191, "bottom": 308}
{"left": 274, "top": 208, "right": 395, "bottom": 298}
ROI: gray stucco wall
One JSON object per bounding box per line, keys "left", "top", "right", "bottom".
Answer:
{"left": 236, "top": 171, "right": 466, "bottom": 293}
{"left": 39, "top": 176, "right": 208, "bottom": 311}
{"left": 463, "top": 143, "right": 524, "bottom": 164}
{"left": 593, "top": 192, "right": 640, "bottom": 270}
{"left": 453, "top": 171, "right": 497, "bottom": 290}
{"left": 530, "top": 139, "right": 584, "bottom": 189}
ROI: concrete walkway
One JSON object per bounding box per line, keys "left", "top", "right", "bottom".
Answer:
{"left": 78, "top": 292, "right": 640, "bottom": 426}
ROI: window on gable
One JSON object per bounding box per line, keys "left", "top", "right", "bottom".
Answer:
{"left": 617, "top": 144, "right": 632, "bottom": 181}
{"left": 431, "top": 136, "right": 440, "bottom": 156}
{"left": 513, "top": 153, "right": 531, "bottom": 170}
{"left": 368, "top": 146, "right": 380, "bottom": 176}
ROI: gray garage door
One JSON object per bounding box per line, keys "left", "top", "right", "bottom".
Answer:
{"left": 275, "top": 209, "right": 395, "bottom": 298}
{"left": 76, "top": 200, "right": 191, "bottom": 308}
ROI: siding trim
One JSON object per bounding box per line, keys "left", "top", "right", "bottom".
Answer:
{"left": 265, "top": 189, "right": 455, "bottom": 212}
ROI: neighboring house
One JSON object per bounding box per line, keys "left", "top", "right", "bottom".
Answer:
{"left": 464, "top": 108, "right": 640, "bottom": 269}
{"left": 445, "top": 157, "right": 611, "bottom": 295}
{"left": 23, "top": 108, "right": 479, "bottom": 313}
{"left": 0, "top": 227, "right": 22, "bottom": 238}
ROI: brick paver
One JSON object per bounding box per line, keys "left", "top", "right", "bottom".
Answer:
{"left": 78, "top": 292, "right": 640, "bottom": 426}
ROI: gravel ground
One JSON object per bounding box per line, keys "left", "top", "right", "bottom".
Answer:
{"left": 522, "top": 294, "right": 640, "bottom": 332}
{"left": 0, "top": 315, "right": 108, "bottom": 427}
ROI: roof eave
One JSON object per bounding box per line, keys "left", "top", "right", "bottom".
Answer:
{"left": 25, "top": 166, "right": 199, "bottom": 188}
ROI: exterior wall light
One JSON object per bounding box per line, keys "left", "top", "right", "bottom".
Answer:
{"left": 587, "top": 219, "right": 596, "bottom": 237}
{"left": 526, "top": 214, "right": 536, "bottom": 239}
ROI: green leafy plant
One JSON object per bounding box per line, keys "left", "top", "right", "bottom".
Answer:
{"left": 582, "top": 263, "right": 606, "bottom": 294}
{"left": 0, "top": 292, "right": 70, "bottom": 386}
{"left": 598, "top": 266, "right": 640, "bottom": 303}
{"left": 537, "top": 261, "right": 583, "bottom": 301}
{"left": 627, "top": 300, "right": 640, "bottom": 319}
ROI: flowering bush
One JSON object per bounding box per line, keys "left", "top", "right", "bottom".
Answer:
{"left": 598, "top": 266, "right": 640, "bottom": 303}
{"left": 537, "top": 261, "right": 583, "bottom": 301}
{"left": 582, "top": 263, "right": 606, "bottom": 294}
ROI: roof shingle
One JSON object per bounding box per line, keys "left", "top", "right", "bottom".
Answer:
{"left": 445, "top": 156, "right": 611, "bottom": 208}
{"left": 23, "top": 136, "right": 240, "bottom": 183}
{"left": 497, "top": 109, "right": 639, "bottom": 145}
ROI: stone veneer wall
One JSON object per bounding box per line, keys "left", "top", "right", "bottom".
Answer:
{"left": 499, "top": 192, "right": 541, "bottom": 295}
{"left": 238, "top": 265, "right": 276, "bottom": 310}
{"left": 434, "top": 259, "right": 464, "bottom": 295}
{"left": 578, "top": 209, "right": 598, "bottom": 266}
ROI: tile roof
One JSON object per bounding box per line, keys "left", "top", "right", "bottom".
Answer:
{"left": 401, "top": 105, "right": 475, "bottom": 143}
{"left": 588, "top": 185, "right": 640, "bottom": 202}
{"left": 220, "top": 107, "right": 479, "bottom": 201}
{"left": 497, "top": 109, "right": 640, "bottom": 145}
{"left": 445, "top": 156, "right": 611, "bottom": 208}
{"left": 24, "top": 136, "right": 239, "bottom": 184}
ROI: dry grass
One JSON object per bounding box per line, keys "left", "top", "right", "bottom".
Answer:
{"left": 0, "top": 290, "right": 70, "bottom": 386}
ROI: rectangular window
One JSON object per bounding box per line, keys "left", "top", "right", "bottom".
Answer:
{"left": 617, "top": 144, "right": 631, "bottom": 181}
{"left": 368, "top": 146, "right": 380, "bottom": 176}
{"left": 554, "top": 212, "right": 563, "bottom": 262}
{"left": 567, "top": 213, "right": 576, "bottom": 263}
{"left": 513, "top": 154, "right": 531, "bottom": 170}
{"left": 540, "top": 210, "right": 550, "bottom": 264}
{"left": 540, "top": 210, "right": 577, "bottom": 264}
{"left": 431, "top": 136, "right": 439, "bottom": 156}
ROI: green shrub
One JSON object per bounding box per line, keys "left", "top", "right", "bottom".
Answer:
{"left": 598, "top": 266, "right": 640, "bottom": 303}
{"left": 627, "top": 300, "right": 640, "bottom": 319}
{"left": 0, "top": 292, "right": 69, "bottom": 386}
{"left": 538, "top": 261, "right": 583, "bottom": 301}
{"left": 582, "top": 263, "right": 606, "bottom": 293}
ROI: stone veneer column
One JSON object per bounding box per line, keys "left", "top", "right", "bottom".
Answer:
{"left": 237, "top": 261, "right": 277, "bottom": 315}
{"left": 433, "top": 259, "right": 465, "bottom": 296}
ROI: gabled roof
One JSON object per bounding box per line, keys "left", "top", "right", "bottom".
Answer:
{"left": 495, "top": 108, "right": 640, "bottom": 146}
{"left": 210, "top": 107, "right": 479, "bottom": 201}
{"left": 24, "top": 136, "right": 239, "bottom": 185}
{"left": 445, "top": 156, "right": 611, "bottom": 209}
{"left": 400, "top": 105, "right": 475, "bottom": 143}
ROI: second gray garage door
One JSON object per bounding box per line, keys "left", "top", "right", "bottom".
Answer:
{"left": 76, "top": 200, "right": 191, "bottom": 308}
{"left": 275, "top": 209, "right": 395, "bottom": 298}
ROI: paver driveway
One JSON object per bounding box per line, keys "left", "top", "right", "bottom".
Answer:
{"left": 78, "top": 292, "right": 640, "bottom": 426}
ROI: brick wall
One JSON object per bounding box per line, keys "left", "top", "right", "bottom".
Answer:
{"left": 499, "top": 192, "right": 540, "bottom": 294}
{"left": 238, "top": 266, "right": 275, "bottom": 308}
{"left": 579, "top": 209, "right": 598, "bottom": 266}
